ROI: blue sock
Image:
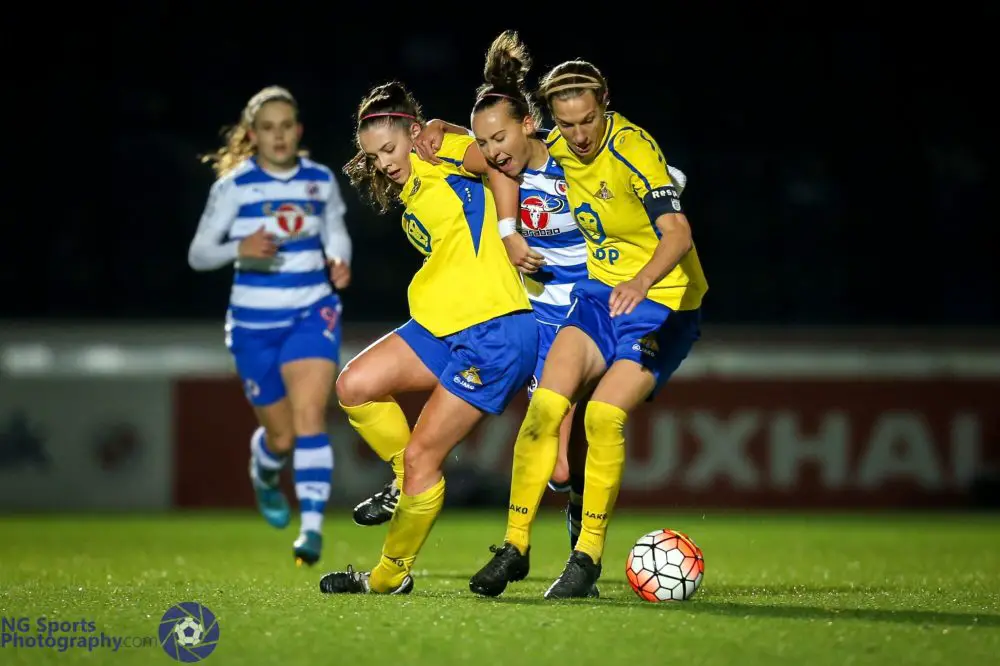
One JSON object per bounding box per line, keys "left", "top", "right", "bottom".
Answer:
{"left": 293, "top": 433, "right": 333, "bottom": 534}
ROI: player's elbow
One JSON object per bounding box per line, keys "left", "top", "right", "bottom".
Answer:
{"left": 187, "top": 243, "right": 212, "bottom": 271}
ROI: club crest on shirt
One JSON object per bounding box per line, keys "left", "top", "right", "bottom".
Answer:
{"left": 410, "top": 176, "right": 422, "bottom": 197}
{"left": 519, "top": 193, "right": 567, "bottom": 231}
{"left": 595, "top": 181, "right": 614, "bottom": 200}
{"left": 263, "top": 202, "right": 313, "bottom": 237}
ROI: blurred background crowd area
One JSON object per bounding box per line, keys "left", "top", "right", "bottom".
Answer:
{"left": 10, "top": 19, "right": 992, "bottom": 328}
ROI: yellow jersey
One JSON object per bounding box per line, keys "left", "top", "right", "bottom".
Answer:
{"left": 546, "top": 112, "right": 708, "bottom": 311}
{"left": 398, "top": 133, "right": 531, "bottom": 337}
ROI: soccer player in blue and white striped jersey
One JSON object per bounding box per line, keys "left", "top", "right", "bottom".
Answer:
{"left": 188, "top": 86, "right": 352, "bottom": 566}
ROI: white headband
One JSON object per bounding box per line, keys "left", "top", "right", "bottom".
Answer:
{"left": 243, "top": 86, "right": 296, "bottom": 124}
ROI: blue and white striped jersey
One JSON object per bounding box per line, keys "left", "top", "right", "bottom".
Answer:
{"left": 518, "top": 154, "right": 688, "bottom": 326}
{"left": 188, "top": 156, "right": 352, "bottom": 330}
{"left": 518, "top": 156, "right": 586, "bottom": 326}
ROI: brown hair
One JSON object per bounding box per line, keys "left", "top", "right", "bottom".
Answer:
{"left": 200, "top": 86, "right": 305, "bottom": 178}
{"left": 538, "top": 60, "right": 609, "bottom": 111}
{"left": 472, "top": 30, "right": 541, "bottom": 127}
{"left": 343, "top": 81, "right": 424, "bottom": 214}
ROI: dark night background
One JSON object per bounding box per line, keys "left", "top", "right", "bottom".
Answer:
{"left": 8, "top": 8, "right": 995, "bottom": 330}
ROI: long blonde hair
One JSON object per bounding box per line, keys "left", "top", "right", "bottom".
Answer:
{"left": 200, "top": 85, "right": 306, "bottom": 178}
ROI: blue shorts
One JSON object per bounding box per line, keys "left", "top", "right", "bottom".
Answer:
{"left": 565, "top": 279, "right": 701, "bottom": 398}
{"left": 528, "top": 320, "right": 561, "bottom": 397}
{"left": 227, "top": 294, "right": 343, "bottom": 406}
{"left": 396, "top": 311, "right": 538, "bottom": 415}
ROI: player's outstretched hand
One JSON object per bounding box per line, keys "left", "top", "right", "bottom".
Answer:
{"left": 609, "top": 276, "right": 652, "bottom": 317}
{"left": 328, "top": 258, "right": 352, "bottom": 290}
{"left": 502, "top": 235, "right": 545, "bottom": 275}
{"left": 413, "top": 120, "right": 446, "bottom": 165}
{"left": 238, "top": 226, "right": 278, "bottom": 259}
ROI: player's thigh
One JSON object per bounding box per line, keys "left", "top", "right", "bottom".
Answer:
{"left": 589, "top": 359, "right": 658, "bottom": 413}
{"left": 404, "top": 310, "right": 537, "bottom": 492}
{"left": 335, "top": 330, "right": 438, "bottom": 406}
{"left": 528, "top": 320, "right": 559, "bottom": 397}
{"left": 443, "top": 311, "right": 538, "bottom": 416}
{"left": 404, "top": 383, "right": 486, "bottom": 494}
{"left": 599, "top": 307, "right": 702, "bottom": 411}
{"left": 537, "top": 325, "right": 607, "bottom": 403}
{"left": 268, "top": 302, "right": 341, "bottom": 430}
{"left": 229, "top": 326, "right": 295, "bottom": 445}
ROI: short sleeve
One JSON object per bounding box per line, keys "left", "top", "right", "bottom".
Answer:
{"left": 435, "top": 133, "right": 477, "bottom": 178}
{"left": 609, "top": 128, "right": 684, "bottom": 221}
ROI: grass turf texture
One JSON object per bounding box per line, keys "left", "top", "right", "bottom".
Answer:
{"left": 2, "top": 511, "right": 998, "bottom": 665}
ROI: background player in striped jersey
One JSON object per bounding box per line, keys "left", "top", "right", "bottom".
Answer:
{"left": 407, "top": 33, "right": 687, "bottom": 578}
{"left": 188, "top": 86, "right": 352, "bottom": 566}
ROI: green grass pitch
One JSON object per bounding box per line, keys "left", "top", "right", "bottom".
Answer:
{"left": 2, "top": 510, "right": 998, "bottom": 665}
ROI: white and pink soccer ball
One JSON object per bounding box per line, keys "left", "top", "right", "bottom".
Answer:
{"left": 626, "top": 528, "right": 705, "bottom": 602}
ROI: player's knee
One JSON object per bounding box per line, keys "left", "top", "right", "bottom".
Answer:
{"left": 290, "top": 402, "right": 327, "bottom": 437}
{"left": 335, "top": 362, "right": 371, "bottom": 407}
{"left": 265, "top": 429, "right": 295, "bottom": 455}
{"left": 520, "top": 388, "right": 571, "bottom": 440}
{"left": 584, "top": 401, "right": 628, "bottom": 444}
{"left": 403, "top": 439, "right": 441, "bottom": 482}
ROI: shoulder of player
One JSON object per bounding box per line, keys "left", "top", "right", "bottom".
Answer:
{"left": 543, "top": 126, "right": 563, "bottom": 148}
{"left": 210, "top": 160, "right": 253, "bottom": 196}
{"left": 441, "top": 132, "right": 475, "bottom": 155}
{"left": 607, "top": 122, "right": 669, "bottom": 179}
{"left": 609, "top": 119, "right": 660, "bottom": 156}
{"left": 297, "top": 156, "right": 335, "bottom": 182}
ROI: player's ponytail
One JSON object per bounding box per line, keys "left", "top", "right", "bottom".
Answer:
{"left": 538, "top": 60, "right": 609, "bottom": 110}
{"left": 472, "top": 30, "right": 541, "bottom": 126}
{"left": 200, "top": 86, "right": 303, "bottom": 178}
{"left": 343, "top": 81, "right": 424, "bottom": 214}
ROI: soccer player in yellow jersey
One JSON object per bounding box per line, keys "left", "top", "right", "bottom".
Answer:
{"left": 470, "top": 60, "right": 708, "bottom": 599}
{"left": 318, "top": 82, "right": 539, "bottom": 595}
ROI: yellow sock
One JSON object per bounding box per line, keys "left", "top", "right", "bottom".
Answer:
{"left": 575, "top": 401, "right": 627, "bottom": 564}
{"left": 369, "top": 476, "right": 445, "bottom": 592}
{"left": 340, "top": 400, "right": 409, "bottom": 484}
{"left": 504, "top": 388, "right": 571, "bottom": 554}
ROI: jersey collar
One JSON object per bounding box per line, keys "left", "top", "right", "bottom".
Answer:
{"left": 252, "top": 155, "right": 302, "bottom": 182}
{"left": 399, "top": 152, "right": 424, "bottom": 205}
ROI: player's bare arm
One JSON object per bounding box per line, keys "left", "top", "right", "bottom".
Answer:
{"left": 609, "top": 213, "right": 693, "bottom": 318}
{"left": 413, "top": 119, "right": 470, "bottom": 164}
{"left": 462, "top": 143, "right": 544, "bottom": 275}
